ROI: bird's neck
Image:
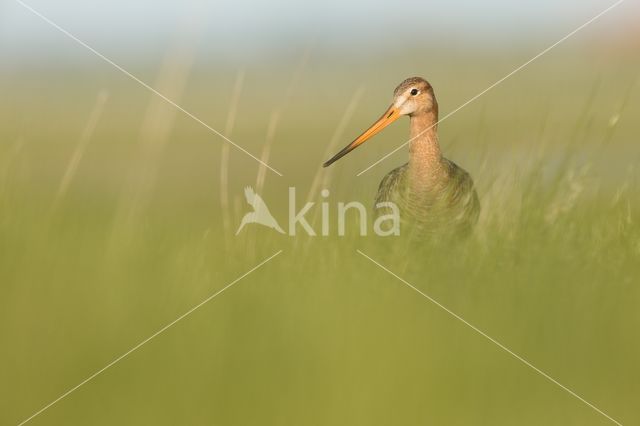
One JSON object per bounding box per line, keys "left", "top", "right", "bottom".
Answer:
{"left": 408, "top": 111, "right": 445, "bottom": 192}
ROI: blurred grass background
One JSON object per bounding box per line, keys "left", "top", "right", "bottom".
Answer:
{"left": 1, "top": 0, "right": 640, "bottom": 425}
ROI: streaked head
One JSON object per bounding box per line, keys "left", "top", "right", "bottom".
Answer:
{"left": 391, "top": 77, "right": 437, "bottom": 117}
{"left": 323, "top": 77, "right": 437, "bottom": 167}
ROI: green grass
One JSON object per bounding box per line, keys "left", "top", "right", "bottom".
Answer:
{"left": 1, "top": 47, "right": 639, "bottom": 425}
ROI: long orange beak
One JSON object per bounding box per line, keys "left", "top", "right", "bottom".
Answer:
{"left": 323, "top": 105, "right": 401, "bottom": 167}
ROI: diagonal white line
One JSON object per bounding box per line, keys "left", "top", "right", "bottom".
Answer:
{"left": 14, "top": 0, "right": 284, "bottom": 177}
{"left": 356, "top": 249, "right": 623, "bottom": 426}
{"left": 16, "top": 250, "right": 283, "bottom": 426}
{"left": 357, "top": 0, "right": 627, "bottom": 176}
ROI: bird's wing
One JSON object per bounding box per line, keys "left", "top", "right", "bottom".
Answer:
{"left": 244, "top": 186, "right": 256, "bottom": 205}
{"left": 244, "top": 186, "right": 272, "bottom": 214}
{"left": 250, "top": 191, "right": 269, "bottom": 212}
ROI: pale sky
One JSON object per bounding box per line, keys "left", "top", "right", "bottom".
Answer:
{"left": 1, "top": 0, "right": 637, "bottom": 58}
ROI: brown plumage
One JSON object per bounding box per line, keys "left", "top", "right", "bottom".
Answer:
{"left": 324, "top": 77, "right": 480, "bottom": 237}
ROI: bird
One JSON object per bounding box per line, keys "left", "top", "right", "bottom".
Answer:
{"left": 323, "top": 77, "right": 480, "bottom": 237}
{"left": 236, "top": 186, "right": 285, "bottom": 235}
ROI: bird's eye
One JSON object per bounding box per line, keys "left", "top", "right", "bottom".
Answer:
{"left": 410, "top": 88, "right": 419, "bottom": 96}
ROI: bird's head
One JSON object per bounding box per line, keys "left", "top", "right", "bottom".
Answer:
{"left": 323, "top": 76, "right": 437, "bottom": 167}
{"left": 392, "top": 77, "right": 437, "bottom": 117}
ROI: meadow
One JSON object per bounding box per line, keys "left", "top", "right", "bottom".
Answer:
{"left": 1, "top": 42, "right": 639, "bottom": 425}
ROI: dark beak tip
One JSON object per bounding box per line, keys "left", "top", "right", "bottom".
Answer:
{"left": 323, "top": 156, "right": 338, "bottom": 167}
